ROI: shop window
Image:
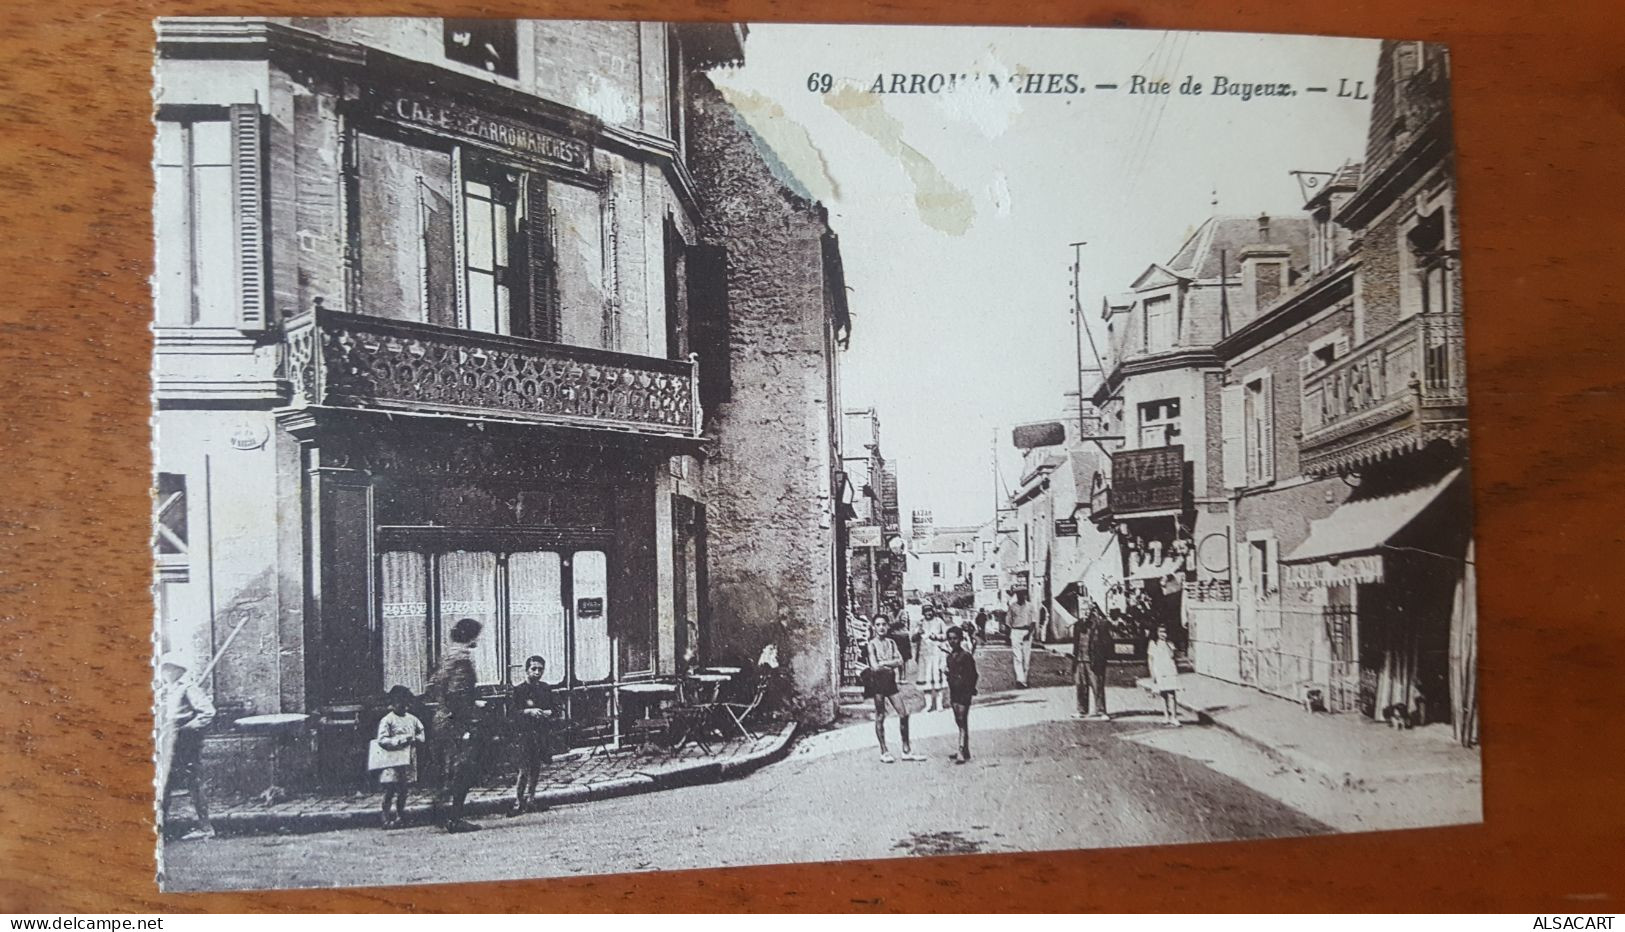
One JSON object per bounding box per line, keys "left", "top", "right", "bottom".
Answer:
{"left": 443, "top": 19, "right": 518, "bottom": 78}
{"left": 1137, "top": 397, "right": 1182, "bottom": 448}
{"left": 379, "top": 548, "right": 610, "bottom": 695}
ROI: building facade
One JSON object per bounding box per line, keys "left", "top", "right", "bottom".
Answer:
{"left": 685, "top": 69, "right": 854, "bottom": 724}
{"left": 1088, "top": 215, "right": 1311, "bottom": 653}
{"left": 153, "top": 17, "right": 867, "bottom": 794}
{"left": 1275, "top": 41, "right": 1472, "bottom": 740}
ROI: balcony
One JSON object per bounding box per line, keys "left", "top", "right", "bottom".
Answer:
{"left": 282, "top": 308, "right": 701, "bottom": 438}
{"left": 1299, "top": 314, "right": 1467, "bottom": 475}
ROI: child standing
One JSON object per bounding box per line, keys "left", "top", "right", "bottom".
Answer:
{"left": 1147, "top": 625, "right": 1182, "bottom": 727}
{"left": 945, "top": 627, "right": 979, "bottom": 764}
{"left": 509, "top": 655, "right": 556, "bottom": 815}
{"left": 373, "top": 685, "right": 425, "bottom": 828}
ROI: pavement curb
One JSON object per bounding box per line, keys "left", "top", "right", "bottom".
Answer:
{"left": 1138, "top": 677, "right": 1474, "bottom": 790}
{"left": 191, "top": 722, "right": 801, "bottom": 837}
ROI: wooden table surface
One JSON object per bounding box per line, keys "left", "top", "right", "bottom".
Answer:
{"left": 2, "top": 0, "right": 1623, "bottom": 914}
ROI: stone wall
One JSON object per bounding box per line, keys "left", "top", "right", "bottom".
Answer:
{"left": 686, "top": 73, "right": 842, "bottom": 724}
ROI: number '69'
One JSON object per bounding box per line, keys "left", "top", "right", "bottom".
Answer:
{"left": 806, "top": 73, "right": 834, "bottom": 93}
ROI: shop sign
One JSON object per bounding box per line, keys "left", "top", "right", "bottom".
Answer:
{"left": 1053, "top": 518, "right": 1079, "bottom": 537}
{"left": 576, "top": 597, "right": 605, "bottom": 618}
{"left": 378, "top": 92, "right": 591, "bottom": 170}
{"left": 1110, "top": 445, "right": 1184, "bottom": 515}
{"left": 1282, "top": 553, "right": 1384, "bottom": 588}
{"left": 849, "top": 525, "right": 882, "bottom": 548}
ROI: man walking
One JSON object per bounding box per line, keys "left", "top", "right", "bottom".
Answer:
{"left": 1072, "top": 592, "right": 1112, "bottom": 719}
{"left": 1005, "top": 588, "right": 1038, "bottom": 688}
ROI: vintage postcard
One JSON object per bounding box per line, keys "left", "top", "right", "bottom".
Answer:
{"left": 151, "top": 18, "right": 1478, "bottom": 891}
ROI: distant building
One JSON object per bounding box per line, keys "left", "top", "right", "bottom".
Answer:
{"left": 903, "top": 524, "right": 979, "bottom": 606}
{"left": 1089, "top": 213, "right": 1313, "bottom": 652}
{"left": 840, "top": 407, "right": 905, "bottom": 681}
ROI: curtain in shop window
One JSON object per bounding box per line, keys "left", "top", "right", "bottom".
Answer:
{"left": 509, "top": 551, "right": 566, "bottom": 686}
{"left": 573, "top": 550, "right": 611, "bottom": 682}
{"left": 1375, "top": 616, "right": 1420, "bottom": 715}
{"left": 440, "top": 550, "right": 500, "bottom": 685}
{"left": 1449, "top": 541, "right": 1479, "bottom": 747}
{"left": 381, "top": 551, "right": 430, "bottom": 695}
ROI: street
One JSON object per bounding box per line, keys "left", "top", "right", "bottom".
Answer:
{"left": 163, "top": 649, "right": 1431, "bottom": 892}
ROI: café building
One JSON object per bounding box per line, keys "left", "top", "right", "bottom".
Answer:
{"left": 153, "top": 17, "right": 744, "bottom": 789}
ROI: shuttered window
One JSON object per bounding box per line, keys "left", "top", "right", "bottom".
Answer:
{"left": 1243, "top": 372, "right": 1276, "bottom": 485}
{"left": 1222, "top": 385, "right": 1245, "bottom": 489}
{"left": 688, "top": 243, "right": 732, "bottom": 410}
{"left": 156, "top": 111, "right": 261, "bottom": 329}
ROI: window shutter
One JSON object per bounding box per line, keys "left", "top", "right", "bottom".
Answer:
{"left": 229, "top": 104, "right": 267, "bottom": 331}
{"left": 451, "top": 149, "right": 469, "bottom": 329}
{"left": 1259, "top": 372, "right": 1276, "bottom": 483}
{"left": 1222, "top": 384, "right": 1245, "bottom": 489}
{"left": 1334, "top": 333, "right": 1351, "bottom": 359}
{"left": 688, "top": 243, "right": 731, "bottom": 410}
{"left": 523, "top": 174, "right": 557, "bottom": 341}
{"left": 1298, "top": 354, "right": 1312, "bottom": 381}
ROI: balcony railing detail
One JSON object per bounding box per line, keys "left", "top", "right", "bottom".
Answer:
{"left": 1299, "top": 313, "right": 1466, "bottom": 474}
{"left": 283, "top": 308, "right": 700, "bottom": 438}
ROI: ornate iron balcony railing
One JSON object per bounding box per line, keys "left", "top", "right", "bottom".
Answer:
{"left": 1299, "top": 313, "right": 1466, "bottom": 475}
{"left": 283, "top": 307, "right": 701, "bottom": 438}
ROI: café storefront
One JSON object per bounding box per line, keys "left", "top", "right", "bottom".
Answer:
{"left": 267, "top": 44, "right": 709, "bottom": 784}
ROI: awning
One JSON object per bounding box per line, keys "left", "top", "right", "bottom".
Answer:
{"left": 1282, "top": 468, "right": 1463, "bottom": 588}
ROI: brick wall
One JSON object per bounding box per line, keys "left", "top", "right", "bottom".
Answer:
{"left": 686, "top": 73, "right": 843, "bottom": 724}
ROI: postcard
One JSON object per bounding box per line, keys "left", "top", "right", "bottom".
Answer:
{"left": 151, "top": 18, "right": 1478, "bottom": 891}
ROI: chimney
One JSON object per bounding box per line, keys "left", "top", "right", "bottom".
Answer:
{"left": 1237, "top": 243, "right": 1293, "bottom": 322}
{"left": 1257, "top": 212, "right": 1272, "bottom": 241}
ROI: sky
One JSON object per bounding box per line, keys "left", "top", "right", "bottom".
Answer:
{"left": 709, "top": 26, "right": 1378, "bottom": 532}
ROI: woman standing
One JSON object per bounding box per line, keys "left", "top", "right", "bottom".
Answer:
{"left": 865, "top": 614, "right": 925, "bottom": 763}
{"left": 914, "top": 605, "right": 951, "bottom": 712}
{"left": 431, "top": 617, "right": 485, "bottom": 833}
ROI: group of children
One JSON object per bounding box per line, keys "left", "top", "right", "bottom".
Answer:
{"left": 863, "top": 606, "right": 981, "bottom": 765}
{"left": 369, "top": 653, "right": 557, "bottom": 829}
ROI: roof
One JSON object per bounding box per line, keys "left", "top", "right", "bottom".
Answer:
{"left": 1163, "top": 215, "right": 1313, "bottom": 281}
{"left": 913, "top": 525, "right": 980, "bottom": 555}
{"left": 1284, "top": 469, "right": 1464, "bottom": 565}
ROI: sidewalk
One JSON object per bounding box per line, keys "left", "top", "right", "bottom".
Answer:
{"left": 1142, "top": 672, "right": 1481, "bottom": 789}
{"left": 170, "top": 722, "right": 798, "bottom": 836}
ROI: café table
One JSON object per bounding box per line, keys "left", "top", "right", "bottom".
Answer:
{"left": 685, "top": 672, "right": 731, "bottom": 703}
{"left": 616, "top": 682, "right": 679, "bottom": 745}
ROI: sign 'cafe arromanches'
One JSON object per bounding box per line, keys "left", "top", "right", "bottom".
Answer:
{"left": 378, "top": 91, "right": 592, "bottom": 171}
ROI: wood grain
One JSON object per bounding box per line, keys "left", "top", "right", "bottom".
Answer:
{"left": 2, "top": 0, "right": 1622, "bottom": 913}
